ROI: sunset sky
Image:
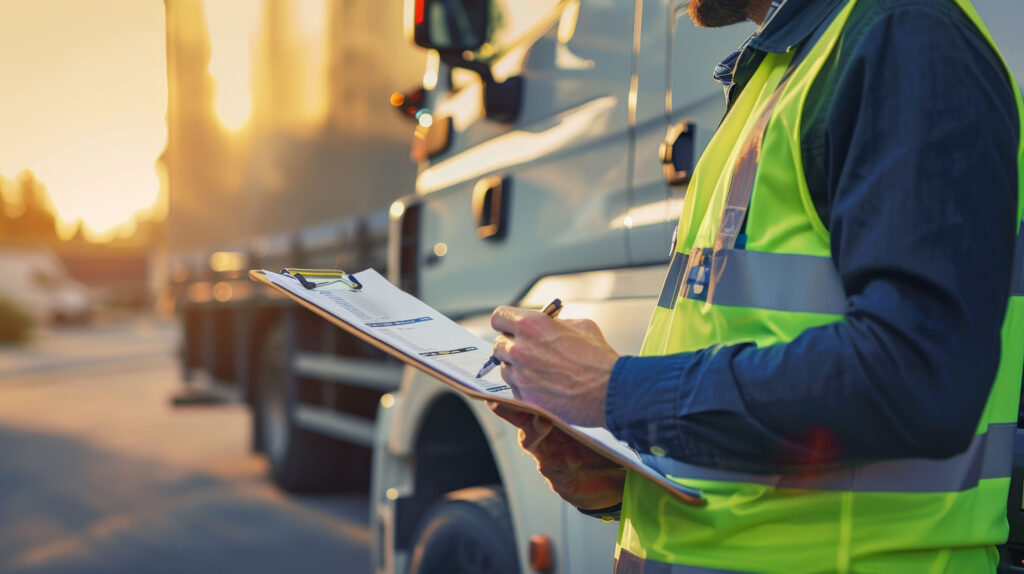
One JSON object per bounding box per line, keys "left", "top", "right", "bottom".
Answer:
{"left": 0, "top": 0, "right": 168, "bottom": 241}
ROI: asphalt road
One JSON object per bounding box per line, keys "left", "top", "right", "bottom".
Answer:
{"left": 0, "top": 316, "right": 373, "bottom": 574}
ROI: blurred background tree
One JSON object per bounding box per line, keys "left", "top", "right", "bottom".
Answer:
{"left": 0, "top": 168, "right": 155, "bottom": 311}
{"left": 0, "top": 179, "right": 9, "bottom": 237}
{"left": 9, "top": 170, "right": 57, "bottom": 241}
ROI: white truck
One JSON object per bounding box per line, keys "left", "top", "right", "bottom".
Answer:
{"left": 0, "top": 246, "right": 93, "bottom": 325}
{"left": 371, "top": 0, "right": 1024, "bottom": 573}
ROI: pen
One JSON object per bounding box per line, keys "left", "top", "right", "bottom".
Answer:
{"left": 475, "top": 298, "right": 563, "bottom": 379}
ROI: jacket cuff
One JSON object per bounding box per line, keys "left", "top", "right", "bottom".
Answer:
{"left": 575, "top": 502, "right": 622, "bottom": 522}
{"left": 605, "top": 354, "right": 693, "bottom": 454}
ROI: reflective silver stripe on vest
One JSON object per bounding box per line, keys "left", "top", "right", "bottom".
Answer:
{"left": 641, "top": 422, "right": 1015, "bottom": 493}
{"left": 616, "top": 550, "right": 747, "bottom": 574}
{"left": 685, "top": 249, "right": 847, "bottom": 315}
{"left": 658, "top": 252, "right": 689, "bottom": 309}
{"left": 1012, "top": 221, "right": 1024, "bottom": 296}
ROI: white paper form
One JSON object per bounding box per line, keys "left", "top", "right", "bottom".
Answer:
{"left": 254, "top": 268, "right": 704, "bottom": 505}
{"left": 265, "top": 269, "right": 514, "bottom": 396}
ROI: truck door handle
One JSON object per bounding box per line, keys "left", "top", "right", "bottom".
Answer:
{"left": 659, "top": 121, "right": 696, "bottom": 185}
{"left": 472, "top": 176, "right": 510, "bottom": 240}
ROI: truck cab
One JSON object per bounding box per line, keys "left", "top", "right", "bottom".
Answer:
{"left": 373, "top": 1, "right": 746, "bottom": 572}
{"left": 372, "top": 0, "right": 1024, "bottom": 573}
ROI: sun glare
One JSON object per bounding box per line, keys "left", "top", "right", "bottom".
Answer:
{"left": 0, "top": 0, "right": 168, "bottom": 243}
{"left": 293, "top": 0, "right": 328, "bottom": 126}
{"left": 293, "top": 0, "right": 327, "bottom": 40}
{"left": 0, "top": 0, "right": 338, "bottom": 242}
{"left": 57, "top": 170, "right": 163, "bottom": 242}
{"left": 205, "top": 0, "right": 261, "bottom": 131}
{"left": 205, "top": 0, "right": 326, "bottom": 132}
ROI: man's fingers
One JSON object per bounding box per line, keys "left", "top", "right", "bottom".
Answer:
{"left": 490, "top": 305, "right": 526, "bottom": 336}
{"left": 488, "top": 401, "right": 533, "bottom": 428}
{"left": 492, "top": 334, "right": 515, "bottom": 365}
{"left": 521, "top": 416, "right": 556, "bottom": 451}
{"left": 559, "top": 317, "right": 602, "bottom": 337}
{"left": 491, "top": 305, "right": 552, "bottom": 338}
{"left": 547, "top": 467, "right": 627, "bottom": 510}
{"left": 530, "top": 415, "right": 554, "bottom": 436}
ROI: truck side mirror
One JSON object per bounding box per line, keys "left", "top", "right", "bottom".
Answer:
{"left": 411, "top": 0, "right": 489, "bottom": 53}
{"left": 407, "top": 0, "right": 522, "bottom": 124}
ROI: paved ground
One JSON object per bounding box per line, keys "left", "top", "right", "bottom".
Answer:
{"left": 0, "top": 316, "right": 373, "bottom": 574}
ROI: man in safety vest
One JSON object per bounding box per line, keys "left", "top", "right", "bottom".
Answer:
{"left": 489, "top": 0, "right": 1024, "bottom": 571}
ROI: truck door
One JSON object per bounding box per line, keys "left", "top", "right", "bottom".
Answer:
{"left": 628, "top": 0, "right": 748, "bottom": 263}
{"left": 412, "top": 0, "right": 637, "bottom": 318}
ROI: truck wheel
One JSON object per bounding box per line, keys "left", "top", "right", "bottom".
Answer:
{"left": 255, "top": 324, "right": 353, "bottom": 492}
{"left": 408, "top": 485, "right": 521, "bottom": 574}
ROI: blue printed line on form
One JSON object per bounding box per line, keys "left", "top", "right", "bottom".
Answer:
{"left": 366, "top": 317, "right": 433, "bottom": 328}
{"left": 419, "top": 346, "right": 477, "bottom": 357}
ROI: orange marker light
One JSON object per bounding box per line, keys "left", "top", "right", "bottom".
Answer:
{"left": 529, "top": 534, "right": 554, "bottom": 573}
{"left": 390, "top": 92, "right": 405, "bottom": 107}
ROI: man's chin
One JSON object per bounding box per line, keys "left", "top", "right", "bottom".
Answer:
{"left": 688, "top": 0, "right": 751, "bottom": 28}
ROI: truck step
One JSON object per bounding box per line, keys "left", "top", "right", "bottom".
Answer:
{"left": 169, "top": 387, "right": 231, "bottom": 407}
{"left": 293, "top": 352, "right": 404, "bottom": 392}
{"left": 294, "top": 404, "right": 377, "bottom": 447}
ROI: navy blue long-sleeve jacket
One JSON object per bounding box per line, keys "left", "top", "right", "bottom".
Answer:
{"left": 604, "top": 0, "right": 1021, "bottom": 474}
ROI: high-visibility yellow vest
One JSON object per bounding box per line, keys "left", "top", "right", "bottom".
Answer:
{"left": 616, "top": 0, "right": 1024, "bottom": 572}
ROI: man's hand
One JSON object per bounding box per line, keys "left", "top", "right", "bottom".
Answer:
{"left": 490, "top": 305, "right": 619, "bottom": 428}
{"left": 488, "top": 402, "right": 625, "bottom": 510}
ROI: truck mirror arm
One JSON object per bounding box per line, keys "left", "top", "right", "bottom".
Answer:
{"left": 438, "top": 52, "right": 522, "bottom": 124}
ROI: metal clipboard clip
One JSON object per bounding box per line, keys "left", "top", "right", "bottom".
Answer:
{"left": 280, "top": 268, "right": 363, "bottom": 291}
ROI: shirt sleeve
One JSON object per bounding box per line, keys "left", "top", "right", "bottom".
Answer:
{"left": 605, "top": 5, "right": 1020, "bottom": 473}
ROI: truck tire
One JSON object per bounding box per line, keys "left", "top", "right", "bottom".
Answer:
{"left": 408, "top": 485, "right": 521, "bottom": 574}
{"left": 255, "top": 324, "right": 355, "bottom": 492}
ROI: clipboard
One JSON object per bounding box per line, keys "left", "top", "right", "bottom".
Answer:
{"left": 250, "top": 267, "right": 704, "bottom": 506}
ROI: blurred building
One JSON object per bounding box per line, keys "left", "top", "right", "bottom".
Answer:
{"left": 160, "top": 0, "right": 423, "bottom": 254}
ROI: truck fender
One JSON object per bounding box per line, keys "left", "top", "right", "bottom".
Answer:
{"left": 373, "top": 365, "right": 573, "bottom": 573}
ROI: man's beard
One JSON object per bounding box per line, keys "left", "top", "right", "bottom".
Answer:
{"left": 688, "top": 0, "right": 752, "bottom": 28}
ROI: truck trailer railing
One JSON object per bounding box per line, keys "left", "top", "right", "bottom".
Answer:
{"left": 171, "top": 209, "right": 404, "bottom": 491}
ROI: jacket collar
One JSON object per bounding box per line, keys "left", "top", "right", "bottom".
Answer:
{"left": 748, "top": 0, "right": 847, "bottom": 54}
{"left": 728, "top": 0, "right": 847, "bottom": 90}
